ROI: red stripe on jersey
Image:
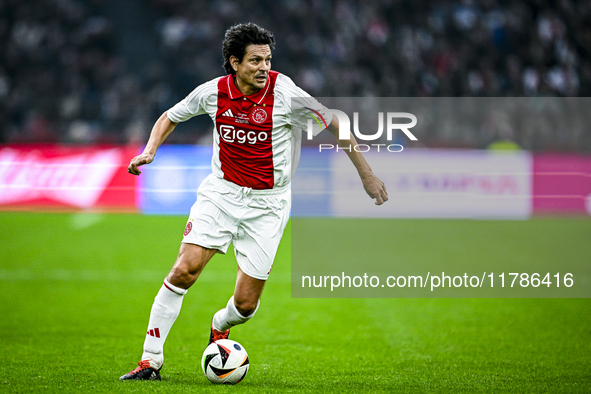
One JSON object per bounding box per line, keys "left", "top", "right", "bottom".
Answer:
{"left": 216, "top": 71, "right": 278, "bottom": 189}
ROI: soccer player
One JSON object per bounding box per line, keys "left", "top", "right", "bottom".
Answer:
{"left": 120, "top": 22, "right": 387, "bottom": 381}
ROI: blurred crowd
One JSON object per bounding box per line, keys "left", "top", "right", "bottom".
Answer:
{"left": 0, "top": 0, "right": 590, "bottom": 151}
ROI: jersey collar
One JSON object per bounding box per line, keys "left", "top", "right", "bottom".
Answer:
{"left": 227, "top": 74, "right": 272, "bottom": 105}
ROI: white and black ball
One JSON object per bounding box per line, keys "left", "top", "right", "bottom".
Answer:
{"left": 201, "top": 339, "right": 249, "bottom": 384}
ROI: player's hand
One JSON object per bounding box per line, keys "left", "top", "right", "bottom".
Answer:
{"left": 127, "top": 153, "right": 154, "bottom": 175}
{"left": 361, "top": 173, "right": 388, "bottom": 205}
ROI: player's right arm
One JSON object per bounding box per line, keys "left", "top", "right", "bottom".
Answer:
{"left": 128, "top": 111, "right": 178, "bottom": 175}
{"left": 128, "top": 77, "right": 219, "bottom": 176}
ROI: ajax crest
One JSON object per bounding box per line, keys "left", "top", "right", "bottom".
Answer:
{"left": 249, "top": 107, "right": 267, "bottom": 124}
{"left": 184, "top": 221, "right": 192, "bottom": 236}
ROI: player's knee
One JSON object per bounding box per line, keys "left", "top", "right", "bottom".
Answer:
{"left": 167, "top": 249, "right": 209, "bottom": 289}
{"left": 234, "top": 299, "right": 258, "bottom": 317}
{"left": 167, "top": 265, "right": 198, "bottom": 289}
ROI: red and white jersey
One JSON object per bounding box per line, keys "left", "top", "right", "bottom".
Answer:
{"left": 167, "top": 71, "right": 332, "bottom": 190}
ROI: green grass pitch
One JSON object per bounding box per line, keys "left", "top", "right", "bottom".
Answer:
{"left": 0, "top": 212, "right": 590, "bottom": 393}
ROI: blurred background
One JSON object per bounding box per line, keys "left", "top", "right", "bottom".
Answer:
{"left": 0, "top": 0, "right": 591, "bottom": 393}
{"left": 1, "top": 3, "right": 589, "bottom": 391}
{"left": 0, "top": 0, "right": 589, "bottom": 216}
{"left": 0, "top": 0, "right": 590, "bottom": 151}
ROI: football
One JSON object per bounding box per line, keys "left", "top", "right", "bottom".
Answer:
{"left": 201, "top": 339, "right": 249, "bottom": 384}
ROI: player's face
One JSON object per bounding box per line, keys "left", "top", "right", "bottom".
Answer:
{"left": 232, "top": 44, "right": 272, "bottom": 95}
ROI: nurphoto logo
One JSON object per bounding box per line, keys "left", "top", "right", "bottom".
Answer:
{"left": 305, "top": 109, "right": 418, "bottom": 153}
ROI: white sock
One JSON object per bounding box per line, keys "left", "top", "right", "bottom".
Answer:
{"left": 212, "top": 295, "right": 259, "bottom": 332}
{"left": 142, "top": 278, "right": 187, "bottom": 369}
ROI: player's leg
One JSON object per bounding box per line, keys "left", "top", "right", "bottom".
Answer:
{"left": 234, "top": 266, "right": 266, "bottom": 316}
{"left": 210, "top": 266, "right": 265, "bottom": 343}
{"left": 166, "top": 242, "right": 218, "bottom": 289}
{"left": 142, "top": 243, "right": 217, "bottom": 363}
{"left": 121, "top": 175, "right": 236, "bottom": 380}
{"left": 120, "top": 243, "right": 217, "bottom": 380}
{"left": 209, "top": 189, "right": 290, "bottom": 344}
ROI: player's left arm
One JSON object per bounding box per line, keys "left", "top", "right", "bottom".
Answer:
{"left": 327, "top": 115, "right": 388, "bottom": 205}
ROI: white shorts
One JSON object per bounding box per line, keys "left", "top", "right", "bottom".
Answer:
{"left": 182, "top": 174, "right": 291, "bottom": 280}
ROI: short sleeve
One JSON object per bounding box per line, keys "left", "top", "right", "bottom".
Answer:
{"left": 167, "top": 78, "right": 219, "bottom": 123}
{"left": 275, "top": 74, "right": 335, "bottom": 136}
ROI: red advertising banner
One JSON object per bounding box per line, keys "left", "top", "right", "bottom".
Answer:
{"left": 2, "top": 145, "right": 590, "bottom": 216}
{"left": 533, "top": 154, "right": 591, "bottom": 215}
{"left": 0, "top": 145, "right": 139, "bottom": 211}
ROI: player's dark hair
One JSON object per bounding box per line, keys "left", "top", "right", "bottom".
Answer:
{"left": 222, "top": 23, "right": 275, "bottom": 75}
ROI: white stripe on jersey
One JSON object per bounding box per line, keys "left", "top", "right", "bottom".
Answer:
{"left": 167, "top": 77, "right": 221, "bottom": 123}
{"left": 272, "top": 73, "right": 334, "bottom": 187}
